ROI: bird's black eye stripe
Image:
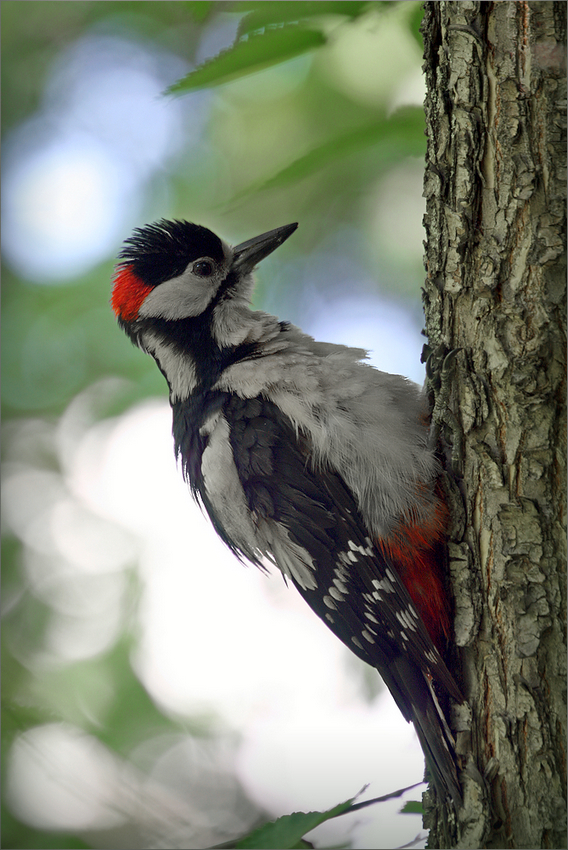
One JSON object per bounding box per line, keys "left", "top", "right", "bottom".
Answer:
{"left": 193, "top": 259, "right": 215, "bottom": 277}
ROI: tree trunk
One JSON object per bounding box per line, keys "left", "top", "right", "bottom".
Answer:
{"left": 421, "top": 2, "right": 566, "bottom": 848}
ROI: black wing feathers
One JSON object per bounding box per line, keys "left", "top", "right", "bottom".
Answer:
{"left": 180, "top": 392, "right": 461, "bottom": 802}
{"left": 224, "top": 395, "right": 445, "bottom": 682}
{"left": 224, "top": 394, "right": 461, "bottom": 803}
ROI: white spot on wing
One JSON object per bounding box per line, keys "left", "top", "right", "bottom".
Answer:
{"left": 425, "top": 648, "right": 439, "bottom": 665}
{"left": 348, "top": 539, "right": 374, "bottom": 556}
{"left": 332, "top": 576, "right": 348, "bottom": 594}
{"left": 395, "top": 609, "right": 417, "bottom": 632}
{"left": 372, "top": 576, "right": 395, "bottom": 593}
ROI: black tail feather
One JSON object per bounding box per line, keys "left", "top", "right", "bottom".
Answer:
{"left": 387, "top": 655, "right": 462, "bottom": 805}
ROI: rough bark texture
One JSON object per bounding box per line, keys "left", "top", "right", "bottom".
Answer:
{"left": 421, "top": 3, "right": 566, "bottom": 848}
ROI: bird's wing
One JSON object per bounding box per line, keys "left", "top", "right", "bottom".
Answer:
{"left": 224, "top": 393, "right": 460, "bottom": 703}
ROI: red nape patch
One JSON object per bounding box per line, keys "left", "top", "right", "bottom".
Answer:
{"left": 111, "top": 265, "right": 153, "bottom": 321}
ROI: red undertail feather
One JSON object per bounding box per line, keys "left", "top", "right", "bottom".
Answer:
{"left": 377, "top": 494, "right": 450, "bottom": 651}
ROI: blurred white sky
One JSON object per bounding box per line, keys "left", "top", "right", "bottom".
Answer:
{"left": 5, "top": 394, "right": 428, "bottom": 849}
{"left": 3, "top": 7, "right": 430, "bottom": 849}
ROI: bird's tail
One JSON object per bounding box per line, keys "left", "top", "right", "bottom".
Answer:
{"left": 387, "top": 655, "right": 462, "bottom": 806}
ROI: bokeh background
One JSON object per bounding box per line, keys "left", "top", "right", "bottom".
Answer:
{"left": 2, "top": 3, "right": 432, "bottom": 847}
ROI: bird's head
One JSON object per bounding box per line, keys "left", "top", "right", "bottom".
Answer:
{"left": 111, "top": 219, "right": 298, "bottom": 327}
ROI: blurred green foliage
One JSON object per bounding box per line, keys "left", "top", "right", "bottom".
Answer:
{"left": 2, "top": 2, "right": 427, "bottom": 847}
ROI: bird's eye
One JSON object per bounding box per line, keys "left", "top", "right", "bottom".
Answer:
{"left": 193, "top": 259, "right": 215, "bottom": 277}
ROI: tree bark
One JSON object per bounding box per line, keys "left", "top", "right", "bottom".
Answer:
{"left": 421, "top": 2, "right": 566, "bottom": 848}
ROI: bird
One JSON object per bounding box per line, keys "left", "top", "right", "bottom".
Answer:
{"left": 112, "top": 218, "right": 463, "bottom": 804}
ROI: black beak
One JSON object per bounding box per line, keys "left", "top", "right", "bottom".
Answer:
{"left": 232, "top": 223, "right": 298, "bottom": 274}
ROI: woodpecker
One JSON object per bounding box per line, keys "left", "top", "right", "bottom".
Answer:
{"left": 112, "top": 219, "right": 462, "bottom": 803}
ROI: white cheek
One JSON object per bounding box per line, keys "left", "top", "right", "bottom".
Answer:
{"left": 138, "top": 240, "right": 233, "bottom": 321}
{"left": 138, "top": 272, "right": 218, "bottom": 320}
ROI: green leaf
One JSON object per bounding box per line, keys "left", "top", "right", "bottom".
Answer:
{"left": 213, "top": 783, "right": 423, "bottom": 849}
{"left": 167, "top": 25, "right": 326, "bottom": 95}
{"left": 400, "top": 799, "right": 424, "bottom": 814}
{"left": 185, "top": 1, "right": 215, "bottom": 23}
{"left": 233, "top": 796, "right": 356, "bottom": 849}
{"left": 236, "top": 1, "right": 371, "bottom": 39}
{"left": 231, "top": 107, "right": 425, "bottom": 198}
